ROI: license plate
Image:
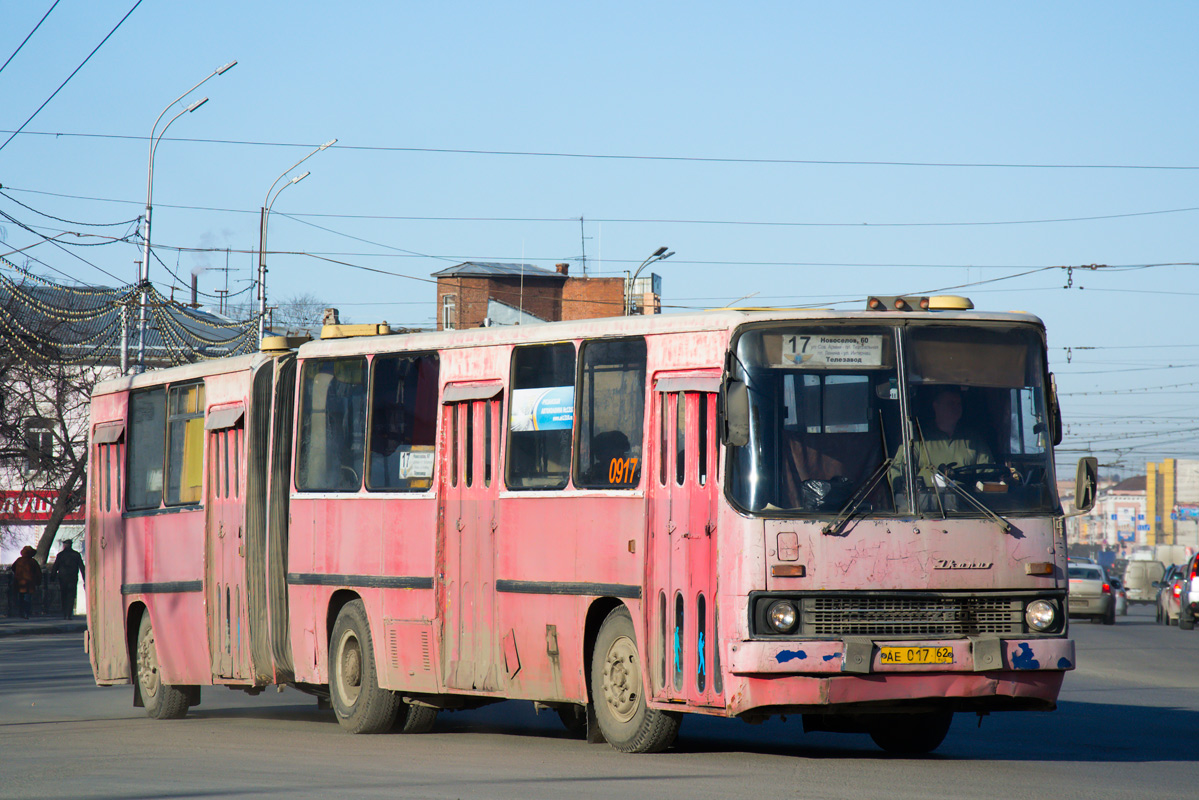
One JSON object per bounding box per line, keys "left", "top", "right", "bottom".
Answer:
{"left": 879, "top": 646, "right": 954, "bottom": 665}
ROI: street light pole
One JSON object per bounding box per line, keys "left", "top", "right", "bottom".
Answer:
{"left": 257, "top": 139, "right": 336, "bottom": 343}
{"left": 133, "top": 60, "right": 236, "bottom": 373}
{"left": 625, "top": 246, "right": 674, "bottom": 315}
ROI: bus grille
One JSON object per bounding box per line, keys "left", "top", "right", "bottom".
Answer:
{"left": 802, "top": 596, "right": 1024, "bottom": 636}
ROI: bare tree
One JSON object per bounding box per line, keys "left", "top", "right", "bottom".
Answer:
{"left": 272, "top": 292, "right": 331, "bottom": 337}
{"left": 227, "top": 291, "right": 336, "bottom": 338}
{"left": 0, "top": 278, "right": 111, "bottom": 564}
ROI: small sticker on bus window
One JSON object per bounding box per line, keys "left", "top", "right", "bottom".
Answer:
{"left": 781, "top": 335, "right": 884, "bottom": 367}
{"left": 398, "top": 448, "right": 435, "bottom": 479}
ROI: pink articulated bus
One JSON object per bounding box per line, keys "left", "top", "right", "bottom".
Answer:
{"left": 86, "top": 297, "right": 1097, "bottom": 754}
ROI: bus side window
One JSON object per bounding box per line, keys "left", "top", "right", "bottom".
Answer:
{"left": 296, "top": 357, "right": 368, "bottom": 491}
{"left": 574, "top": 337, "right": 646, "bottom": 489}
{"left": 507, "top": 343, "right": 575, "bottom": 490}
{"left": 165, "top": 383, "right": 206, "bottom": 506}
{"left": 127, "top": 388, "right": 167, "bottom": 511}
{"left": 367, "top": 353, "right": 439, "bottom": 491}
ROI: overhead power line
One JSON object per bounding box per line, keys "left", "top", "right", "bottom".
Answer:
{"left": 0, "top": 1, "right": 60, "bottom": 77}
{"left": 5, "top": 131, "right": 1199, "bottom": 171}
{"left": 0, "top": 188, "right": 140, "bottom": 227}
{"left": 0, "top": 1, "right": 143, "bottom": 156}
{"left": 9, "top": 183, "right": 1199, "bottom": 232}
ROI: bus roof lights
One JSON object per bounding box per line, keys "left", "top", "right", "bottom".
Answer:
{"left": 927, "top": 295, "right": 974, "bottom": 311}
{"left": 320, "top": 323, "right": 393, "bottom": 340}
{"left": 866, "top": 295, "right": 973, "bottom": 312}
{"left": 260, "top": 335, "right": 311, "bottom": 353}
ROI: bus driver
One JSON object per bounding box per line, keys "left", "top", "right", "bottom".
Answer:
{"left": 890, "top": 386, "right": 994, "bottom": 488}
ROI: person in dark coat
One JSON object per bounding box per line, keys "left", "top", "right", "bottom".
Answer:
{"left": 11, "top": 546, "right": 42, "bottom": 619}
{"left": 50, "top": 539, "right": 85, "bottom": 620}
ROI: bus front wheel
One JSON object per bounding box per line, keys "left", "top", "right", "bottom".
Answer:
{"left": 329, "top": 600, "right": 400, "bottom": 734}
{"left": 868, "top": 711, "right": 953, "bottom": 755}
{"left": 590, "top": 606, "right": 680, "bottom": 753}
{"left": 136, "top": 613, "right": 189, "bottom": 720}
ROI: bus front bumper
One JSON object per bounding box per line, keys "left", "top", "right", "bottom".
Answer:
{"left": 718, "top": 636, "right": 1072, "bottom": 716}
{"left": 728, "top": 636, "right": 1074, "bottom": 675}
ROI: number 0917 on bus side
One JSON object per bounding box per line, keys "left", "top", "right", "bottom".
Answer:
{"left": 878, "top": 646, "right": 954, "bottom": 665}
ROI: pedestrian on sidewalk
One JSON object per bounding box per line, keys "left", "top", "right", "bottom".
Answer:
{"left": 50, "top": 540, "right": 85, "bottom": 620}
{"left": 11, "top": 546, "right": 42, "bottom": 620}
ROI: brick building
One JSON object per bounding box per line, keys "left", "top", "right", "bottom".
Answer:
{"left": 432, "top": 262, "right": 655, "bottom": 330}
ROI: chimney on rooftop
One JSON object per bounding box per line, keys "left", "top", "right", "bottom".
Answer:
{"left": 555, "top": 262, "right": 569, "bottom": 276}
{"left": 190, "top": 274, "right": 199, "bottom": 308}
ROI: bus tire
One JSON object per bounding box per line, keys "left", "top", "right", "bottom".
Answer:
{"left": 869, "top": 711, "right": 953, "bottom": 755}
{"left": 395, "top": 703, "right": 438, "bottom": 734}
{"left": 329, "top": 600, "right": 399, "bottom": 734}
{"left": 590, "top": 606, "right": 681, "bottom": 753}
{"left": 136, "top": 613, "right": 189, "bottom": 720}
{"left": 556, "top": 704, "right": 587, "bottom": 738}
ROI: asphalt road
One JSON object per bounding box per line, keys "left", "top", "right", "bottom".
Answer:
{"left": 2, "top": 605, "right": 1197, "bottom": 800}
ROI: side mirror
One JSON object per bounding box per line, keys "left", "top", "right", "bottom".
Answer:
{"left": 1073, "top": 456, "right": 1098, "bottom": 513}
{"left": 723, "top": 380, "right": 749, "bottom": 447}
{"left": 1049, "top": 373, "right": 1063, "bottom": 446}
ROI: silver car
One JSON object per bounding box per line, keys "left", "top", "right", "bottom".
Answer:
{"left": 1068, "top": 563, "right": 1115, "bottom": 625}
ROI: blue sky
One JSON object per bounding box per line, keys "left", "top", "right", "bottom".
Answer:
{"left": 1, "top": 1, "right": 1197, "bottom": 474}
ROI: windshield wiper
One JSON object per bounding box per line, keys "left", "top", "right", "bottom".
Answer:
{"left": 929, "top": 466, "right": 1014, "bottom": 534}
{"left": 911, "top": 419, "right": 1012, "bottom": 533}
{"left": 822, "top": 457, "right": 893, "bottom": 536}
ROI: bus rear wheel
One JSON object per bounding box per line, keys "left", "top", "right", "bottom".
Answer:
{"left": 590, "top": 606, "right": 680, "bottom": 753}
{"left": 868, "top": 711, "right": 953, "bottom": 755}
{"left": 394, "top": 702, "right": 438, "bottom": 733}
{"left": 136, "top": 613, "right": 189, "bottom": 720}
{"left": 329, "top": 600, "right": 399, "bottom": 734}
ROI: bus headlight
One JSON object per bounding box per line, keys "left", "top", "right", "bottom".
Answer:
{"left": 767, "top": 600, "right": 798, "bottom": 633}
{"left": 1025, "top": 599, "right": 1056, "bottom": 632}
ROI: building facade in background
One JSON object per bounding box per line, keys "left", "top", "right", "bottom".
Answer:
{"left": 433, "top": 262, "right": 659, "bottom": 330}
{"left": 1070, "top": 476, "right": 1147, "bottom": 556}
{"left": 1147, "top": 458, "right": 1199, "bottom": 548}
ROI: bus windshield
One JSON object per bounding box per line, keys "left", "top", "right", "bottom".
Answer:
{"left": 727, "top": 325, "right": 901, "bottom": 514}
{"left": 727, "top": 322, "right": 1058, "bottom": 517}
{"left": 900, "top": 324, "right": 1057, "bottom": 516}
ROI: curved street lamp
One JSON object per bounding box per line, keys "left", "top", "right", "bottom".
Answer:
{"left": 625, "top": 246, "right": 674, "bottom": 315}
{"left": 133, "top": 60, "right": 237, "bottom": 372}
{"left": 257, "top": 139, "right": 337, "bottom": 342}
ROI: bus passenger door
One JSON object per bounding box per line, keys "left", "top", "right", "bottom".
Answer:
{"left": 439, "top": 391, "right": 502, "bottom": 692}
{"left": 205, "top": 406, "right": 251, "bottom": 681}
{"left": 90, "top": 423, "right": 129, "bottom": 682}
{"left": 649, "top": 382, "right": 723, "bottom": 708}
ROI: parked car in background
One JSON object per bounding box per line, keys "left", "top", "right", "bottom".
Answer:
{"left": 1109, "top": 575, "right": 1128, "bottom": 616}
{"left": 1124, "top": 560, "right": 1165, "bottom": 606}
{"left": 1068, "top": 563, "right": 1116, "bottom": 625}
{"left": 1179, "top": 554, "right": 1199, "bottom": 631}
{"left": 1155, "top": 564, "right": 1184, "bottom": 626}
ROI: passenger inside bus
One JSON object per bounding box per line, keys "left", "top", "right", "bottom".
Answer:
{"left": 581, "top": 430, "right": 631, "bottom": 486}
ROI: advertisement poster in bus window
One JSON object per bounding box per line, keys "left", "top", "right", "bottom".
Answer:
{"left": 510, "top": 386, "right": 575, "bottom": 431}
{"left": 781, "top": 334, "right": 883, "bottom": 367}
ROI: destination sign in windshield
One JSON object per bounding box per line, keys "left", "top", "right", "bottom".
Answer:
{"left": 781, "top": 334, "right": 884, "bottom": 367}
